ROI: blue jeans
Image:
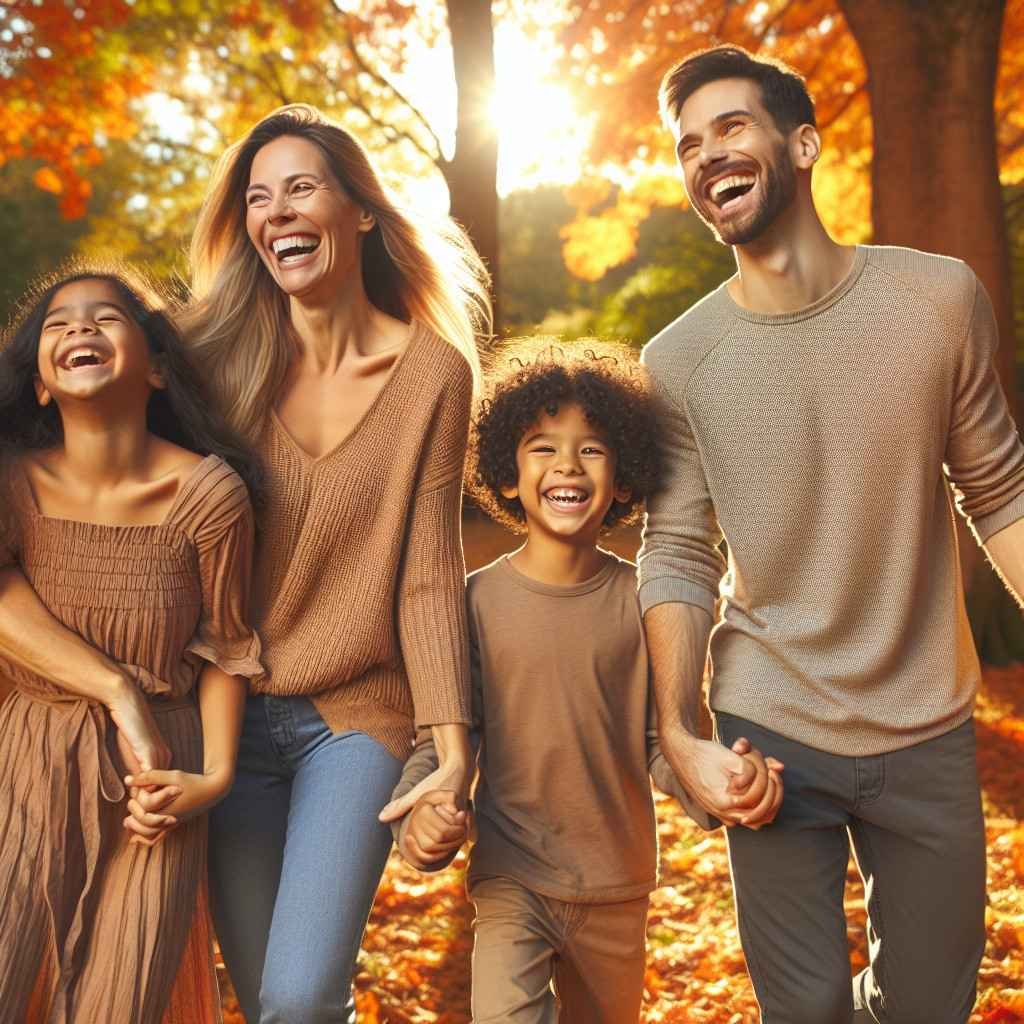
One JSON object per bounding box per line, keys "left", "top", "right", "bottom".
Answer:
{"left": 209, "top": 695, "right": 403, "bottom": 1024}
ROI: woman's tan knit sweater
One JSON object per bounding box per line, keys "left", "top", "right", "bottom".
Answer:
{"left": 249, "top": 323, "right": 473, "bottom": 761}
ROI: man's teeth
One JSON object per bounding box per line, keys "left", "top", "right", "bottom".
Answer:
{"left": 272, "top": 235, "right": 320, "bottom": 260}
{"left": 711, "top": 174, "right": 755, "bottom": 204}
{"left": 545, "top": 488, "right": 589, "bottom": 504}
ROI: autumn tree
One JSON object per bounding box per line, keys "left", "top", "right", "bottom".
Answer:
{"left": 557, "top": 1, "right": 1023, "bottom": 373}
{"left": 0, "top": 1, "right": 499, "bottom": 306}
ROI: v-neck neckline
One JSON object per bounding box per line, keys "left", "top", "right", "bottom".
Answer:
{"left": 270, "top": 321, "right": 421, "bottom": 465}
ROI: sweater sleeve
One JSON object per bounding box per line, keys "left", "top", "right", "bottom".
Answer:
{"left": 0, "top": 533, "right": 14, "bottom": 569}
{"left": 185, "top": 468, "right": 264, "bottom": 679}
{"left": 637, "top": 355, "right": 727, "bottom": 617}
{"left": 396, "top": 351, "right": 473, "bottom": 728}
{"left": 0, "top": 464, "right": 27, "bottom": 568}
{"left": 389, "top": 609, "right": 484, "bottom": 869}
{"left": 946, "top": 275, "right": 1024, "bottom": 541}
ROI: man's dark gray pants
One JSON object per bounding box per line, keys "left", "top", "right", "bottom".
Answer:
{"left": 715, "top": 713, "right": 986, "bottom": 1024}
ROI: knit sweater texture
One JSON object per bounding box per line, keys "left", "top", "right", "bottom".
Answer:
{"left": 639, "top": 245, "right": 1024, "bottom": 756}
{"left": 249, "top": 323, "right": 473, "bottom": 762}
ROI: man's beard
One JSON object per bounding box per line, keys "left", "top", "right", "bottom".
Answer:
{"left": 694, "top": 142, "right": 797, "bottom": 246}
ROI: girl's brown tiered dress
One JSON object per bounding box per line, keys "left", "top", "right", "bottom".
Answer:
{"left": 0, "top": 455, "right": 262, "bottom": 1024}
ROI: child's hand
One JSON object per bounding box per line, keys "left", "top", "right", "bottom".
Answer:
{"left": 726, "top": 737, "right": 784, "bottom": 829}
{"left": 121, "top": 778, "right": 182, "bottom": 845}
{"left": 398, "top": 790, "right": 469, "bottom": 870}
{"left": 122, "top": 768, "right": 232, "bottom": 846}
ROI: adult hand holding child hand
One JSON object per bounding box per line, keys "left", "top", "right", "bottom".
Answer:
{"left": 395, "top": 790, "right": 470, "bottom": 871}
{"left": 660, "top": 722, "right": 783, "bottom": 830}
{"left": 122, "top": 769, "right": 234, "bottom": 847}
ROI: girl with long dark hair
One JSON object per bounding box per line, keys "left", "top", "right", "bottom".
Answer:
{"left": 0, "top": 264, "right": 262, "bottom": 1023}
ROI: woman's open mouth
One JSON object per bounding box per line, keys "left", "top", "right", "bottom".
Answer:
{"left": 271, "top": 234, "right": 322, "bottom": 265}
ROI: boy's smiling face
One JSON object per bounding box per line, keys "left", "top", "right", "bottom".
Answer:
{"left": 502, "top": 401, "right": 631, "bottom": 544}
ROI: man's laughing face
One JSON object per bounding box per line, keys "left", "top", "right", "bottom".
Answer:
{"left": 674, "top": 77, "right": 798, "bottom": 246}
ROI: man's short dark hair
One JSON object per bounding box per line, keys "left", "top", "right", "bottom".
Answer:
{"left": 660, "top": 45, "right": 815, "bottom": 134}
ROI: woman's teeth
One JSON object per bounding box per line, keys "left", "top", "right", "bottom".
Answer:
{"left": 272, "top": 235, "right": 321, "bottom": 263}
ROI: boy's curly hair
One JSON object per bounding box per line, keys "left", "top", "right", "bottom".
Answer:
{"left": 467, "top": 337, "right": 664, "bottom": 534}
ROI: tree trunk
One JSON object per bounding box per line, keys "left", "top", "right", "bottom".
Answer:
{"left": 838, "top": 0, "right": 1022, "bottom": 661}
{"left": 838, "top": 0, "right": 1014, "bottom": 406}
{"left": 445, "top": 0, "right": 500, "bottom": 323}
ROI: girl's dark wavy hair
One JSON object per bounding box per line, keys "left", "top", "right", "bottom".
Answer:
{"left": 467, "top": 337, "right": 664, "bottom": 534}
{"left": 0, "top": 261, "right": 262, "bottom": 548}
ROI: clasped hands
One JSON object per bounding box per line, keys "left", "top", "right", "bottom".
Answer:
{"left": 107, "top": 681, "right": 228, "bottom": 847}
{"left": 378, "top": 754, "right": 473, "bottom": 871}
{"left": 663, "top": 724, "right": 784, "bottom": 829}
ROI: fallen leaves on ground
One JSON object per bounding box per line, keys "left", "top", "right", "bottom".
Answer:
{"left": 219, "top": 664, "right": 1024, "bottom": 1022}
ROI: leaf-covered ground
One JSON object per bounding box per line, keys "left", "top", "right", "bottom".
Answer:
{"left": 218, "top": 661, "right": 1024, "bottom": 1023}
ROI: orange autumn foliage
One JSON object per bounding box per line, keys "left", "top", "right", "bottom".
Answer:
{"left": 0, "top": 1, "right": 147, "bottom": 218}
{"left": 554, "top": 0, "right": 1024, "bottom": 280}
{"left": 0, "top": 1, "right": 423, "bottom": 220}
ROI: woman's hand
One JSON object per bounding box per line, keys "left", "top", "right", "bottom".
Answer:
{"left": 122, "top": 768, "right": 232, "bottom": 846}
{"left": 106, "top": 674, "right": 172, "bottom": 774}
{"left": 379, "top": 722, "right": 474, "bottom": 821}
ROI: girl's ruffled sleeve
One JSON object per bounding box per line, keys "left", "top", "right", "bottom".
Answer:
{"left": 184, "top": 461, "right": 264, "bottom": 679}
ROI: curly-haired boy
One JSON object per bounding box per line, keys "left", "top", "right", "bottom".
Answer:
{"left": 380, "top": 339, "right": 778, "bottom": 1023}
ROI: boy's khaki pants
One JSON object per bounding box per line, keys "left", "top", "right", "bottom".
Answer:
{"left": 469, "top": 876, "right": 649, "bottom": 1024}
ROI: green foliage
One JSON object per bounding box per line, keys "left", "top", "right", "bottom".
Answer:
{"left": 499, "top": 186, "right": 604, "bottom": 331}
{"left": 500, "top": 186, "right": 734, "bottom": 347}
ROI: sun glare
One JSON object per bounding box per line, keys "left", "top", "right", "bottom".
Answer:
{"left": 350, "top": 12, "right": 591, "bottom": 207}
{"left": 491, "top": 21, "right": 591, "bottom": 196}
{"left": 138, "top": 11, "right": 590, "bottom": 215}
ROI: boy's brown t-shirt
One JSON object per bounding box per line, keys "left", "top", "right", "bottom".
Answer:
{"left": 392, "top": 552, "right": 713, "bottom": 904}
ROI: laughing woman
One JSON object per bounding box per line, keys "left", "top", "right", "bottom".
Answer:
{"left": 179, "top": 105, "right": 490, "bottom": 1023}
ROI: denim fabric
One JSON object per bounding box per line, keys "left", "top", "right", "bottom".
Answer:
{"left": 716, "top": 713, "right": 985, "bottom": 1024}
{"left": 209, "top": 694, "right": 402, "bottom": 1024}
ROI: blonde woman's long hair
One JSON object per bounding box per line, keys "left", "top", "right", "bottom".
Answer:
{"left": 182, "top": 104, "right": 491, "bottom": 440}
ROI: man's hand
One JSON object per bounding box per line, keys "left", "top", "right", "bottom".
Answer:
{"left": 396, "top": 790, "right": 469, "bottom": 870}
{"left": 660, "top": 722, "right": 783, "bottom": 828}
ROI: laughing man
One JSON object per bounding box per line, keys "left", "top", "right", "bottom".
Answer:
{"left": 640, "top": 45, "right": 1024, "bottom": 1024}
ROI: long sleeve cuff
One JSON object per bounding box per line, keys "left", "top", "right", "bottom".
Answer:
{"left": 638, "top": 576, "right": 718, "bottom": 617}
{"left": 973, "top": 491, "right": 1024, "bottom": 543}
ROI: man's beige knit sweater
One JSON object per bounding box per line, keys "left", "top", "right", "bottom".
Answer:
{"left": 248, "top": 323, "right": 473, "bottom": 762}
{"left": 639, "top": 246, "right": 1024, "bottom": 756}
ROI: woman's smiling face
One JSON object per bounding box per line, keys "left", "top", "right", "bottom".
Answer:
{"left": 245, "top": 135, "right": 374, "bottom": 303}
